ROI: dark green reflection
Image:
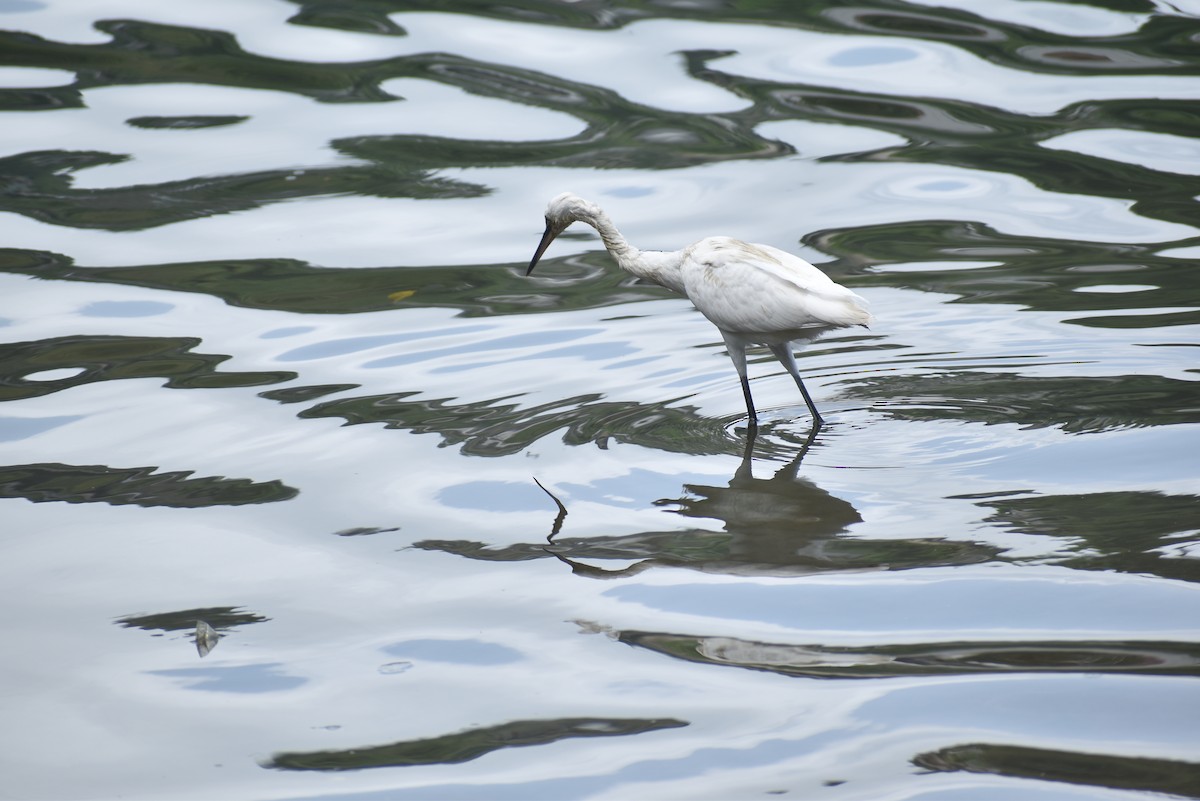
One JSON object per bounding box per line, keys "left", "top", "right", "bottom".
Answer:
{"left": 0, "top": 462, "right": 297, "bottom": 507}
{"left": 811, "top": 220, "right": 1200, "bottom": 325}
{"left": 337, "top": 106, "right": 788, "bottom": 173}
{"left": 282, "top": 0, "right": 1200, "bottom": 90}
{"left": 266, "top": 717, "right": 687, "bottom": 771}
{"left": 981, "top": 491, "right": 1200, "bottom": 583}
{"left": 116, "top": 606, "right": 268, "bottom": 632}
{"left": 0, "top": 333, "right": 295, "bottom": 400}
{"left": 0, "top": 19, "right": 396, "bottom": 104}
{"left": 620, "top": 631, "right": 1200, "bottom": 679}
{"left": 0, "top": 248, "right": 666, "bottom": 317}
{"left": 286, "top": 3, "right": 407, "bottom": 36}
{"left": 1, "top": 2, "right": 1197, "bottom": 242}
{"left": 849, "top": 371, "right": 1200, "bottom": 433}
{"left": 300, "top": 392, "right": 736, "bottom": 457}
{"left": 914, "top": 743, "right": 1200, "bottom": 799}
{"left": 0, "top": 150, "right": 483, "bottom": 231}
{"left": 259, "top": 383, "right": 360, "bottom": 403}
{"left": 126, "top": 115, "right": 249, "bottom": 129}
{"left": 746, "top": 80, "right": 1200, "bottom": 229}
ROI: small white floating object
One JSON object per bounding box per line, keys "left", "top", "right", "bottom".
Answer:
{"left": 195, "top": 620, "right": 221, "bottom": 658}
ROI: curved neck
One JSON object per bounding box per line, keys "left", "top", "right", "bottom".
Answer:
{"left": 582, "top": 205, "right": 638, "bottom": 266}
{"left": 577, "top": 205, "right": 684, "bottom": 293}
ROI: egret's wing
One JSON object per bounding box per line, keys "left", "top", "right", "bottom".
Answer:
{"left": 748, "top": 243, "right": 872, "bottom": 324}
{"left": 682, "top": 238, "right": 871, "bottom": 336}
{"left": 745, "top": 242, "right": 839, "bottom": 290}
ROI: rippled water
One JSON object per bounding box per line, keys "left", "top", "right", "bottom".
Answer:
{"left": 3, "top": 2, "right": 1200, "bottom": 799}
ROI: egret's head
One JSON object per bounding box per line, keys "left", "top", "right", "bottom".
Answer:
{"left": 527, "top": 192, "right": 591, "bottom": 276}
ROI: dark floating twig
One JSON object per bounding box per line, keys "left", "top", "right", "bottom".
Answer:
{"left": 533, "top": 476, "right": 568, "bottom": 540}
{"left": 534, "top": 476, "right": 652, "bottom": 578}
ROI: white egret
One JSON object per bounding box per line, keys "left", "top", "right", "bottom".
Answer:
{"left": 527, "top": 193, "right": 872, "bottom": 433}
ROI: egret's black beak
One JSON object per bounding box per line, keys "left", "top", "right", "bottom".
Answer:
{"left": 527, "top": 219, "right": 557, "bottom": 276}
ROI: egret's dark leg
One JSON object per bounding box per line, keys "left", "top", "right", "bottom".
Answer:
{"left": 739, "top": 372, "right": 758, "bottom": 434}
{"left": 792, "top": 374, "right": 824, "bottom": 427}
{"left": 722, "top": 332, "right": 757, "bottom": 433}
{"left": 769, "top": 343, "right": 824, "bottom": 428}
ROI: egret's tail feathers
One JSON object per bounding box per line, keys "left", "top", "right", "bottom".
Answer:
{"left": 808, "top": 288, "right": 872, "bottom": 329}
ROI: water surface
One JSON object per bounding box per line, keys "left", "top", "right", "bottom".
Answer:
{"left": 2, "top": 1, "right": 1199, "bottom": 799}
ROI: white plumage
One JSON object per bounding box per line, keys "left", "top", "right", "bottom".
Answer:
{"left": 527, "top": 193, "right": 872, "bottom": 432}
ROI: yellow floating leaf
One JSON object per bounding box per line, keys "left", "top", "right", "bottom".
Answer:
{"left": 388, "top": 289, "right": 416, "bottom": 302}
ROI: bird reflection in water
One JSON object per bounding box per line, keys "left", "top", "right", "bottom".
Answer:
{"left": 538, "top": 427, "right": 873, "bottom": 579}
{"left": 418, "top": 438, "right": 992, "bottom": 578}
